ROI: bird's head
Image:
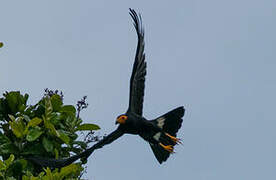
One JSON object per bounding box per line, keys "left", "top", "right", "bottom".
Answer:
{"left": 116, "top": 114, "right": 128, "bottom": 125}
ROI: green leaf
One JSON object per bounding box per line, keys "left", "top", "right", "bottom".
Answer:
{"left": 54, "top": 148, "right": 59, "bottom": 159}
{"left": 26, "top": 127, "right": 43, "bottom": 142}
{"left": 6, "top": 159, "right": 23, "bottom": 178}
{"left": 23, "top": 93, "right": 29, "bottom": 105}
{"left": 8, "top": 114, "right": 16, "bottom": 121}
{"left": 27, "top": 117, "right": 42, "bottom": 127}
{"left": 44, "top": 119, "right": 60, "bottom": 137}
{"left": 42, "top": 137, "right": 54, "bottom": 153}
{"left": 23, "top": 115, "right": 31, "bottom": 122}
{"left": 31, "top": 177, "right": 40, "bottom": 180}
{"left": 59, "top": 164, "right": 80, "bottom": 179}
{"left": 60, "top": 105, "right": 76, "bottom": 115}
{"left": 43, "top": 97, "right": 61, "bottom": 138}
{"left": 4, "top": 154, "right": 15, "bottom": 167}
{"left": 48, "top": 112, "right": 60, "bottom": 126}
{"left": 5, "top": 92, "right": 20, "bottom": 114}
{"left": 10, "top": 121, "right": 23, "bottom": 138}
{"left": 17, "top": 159, "right": 28, "bottom": 170}
{"left": 5, "top": 91, "right": 27, "bottom": 114}
{"left": 22, "top": 176, "right": 28, "bottom": 180}
{"left": 9, "top": 117, "right": 25, "bottom": 138}
{"left": 0, "top": 160, "right": 6, "bottom": 171}
{"left": 44, "top": 97, "right": 53, "bottom": 121}
{"left": 57, "top": 130, "right": 70, "bottom": 144}
{"left": 0, "top": 132, "right": 11, "bottom": 144}
{"left": 0, "top": 132, "right": 18, "bottom": 154}
{"left": 44, "top": 167, "right": 53, "bottom": 179}
{"left": 7, "top": 177, "right": 16, "bottom": 180}
{"left": 76, "top": 123, "right": 100, "bottom": 131}
{"left": 38, "top": 172, "right": 46, "bottom": 177}
{"left": 0, "top": 142, "right": 18, "bottom": 155}
{"left": 0, "top": 42, "right": 3, "bottom": 48}
{"left": 50, "top": 94, "right": 63, "bottom": 112}
{"left": 25, "top": 117, "right": 42, "bottom": 135}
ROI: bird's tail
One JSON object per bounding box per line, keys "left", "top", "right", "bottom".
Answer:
{"left": 149, "top": 106, "right": 185, "bottom": 164}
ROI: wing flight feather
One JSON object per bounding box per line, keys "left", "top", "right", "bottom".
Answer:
{"left": 128, "top": 8, "right": 147, "bottom": 116}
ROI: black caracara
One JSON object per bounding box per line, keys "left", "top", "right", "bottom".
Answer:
{"left": 104, "top": 9, "right": 185, "bottom": 164}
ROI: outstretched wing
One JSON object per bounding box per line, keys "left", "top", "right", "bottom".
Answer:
{"left": 80, "top": 127, "right": 124, "bottom": 159}
{"left": 127, "top": 8, "right": 147, "bottom": 116}
{"left": 25, "top": 128, "right": 124, "bottom": 168}
{"left": 92, "top": 128, "right": 124, "bottom": 150}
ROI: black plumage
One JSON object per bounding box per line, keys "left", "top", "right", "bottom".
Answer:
{"left": 111, "top": 9, "right": 185, "bottom": 164}
{"left": 128, "top": 8, "right": 146, "bottom": 116}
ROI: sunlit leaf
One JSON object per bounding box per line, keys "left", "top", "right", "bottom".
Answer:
{"left": 44, "top": 167, "right": 53, "bottom": 180}
{"left": 22, "top": 176, "right": 28, "bottom": 180}
{"left": 76, "top": 123, "right": 100, "bottom": 131}
{"left": 27, "top": 117, "right": 42, "bottom": 127}
{"left": 44, "top": 97, "right": 53, "bottom": 121}
{"left": 26, "top": 127, "right": 43, "bottom": 142}
{"left": 24, "top": 117, "right": 42, "bottom": 136}
{"left": 0, "top": 160, "right": 6, "bottom": 171}
{"left": 44, "top": 119, "right": 60, "bottom": 137}
{"left": 54, "top": 148, "right": 59, "bottom": 159}
{"left": 4, "top": 154, "right": 15, "bottom": 167}
{"left": 59, "top": 164, "right": 80, "bottom": 179}
{"left": 60, "top": 105, "right": 76, "bottom": 115}
{"left": 9, "top": 118, "right": 25, "bottom": 138}
{"left": 50, "top": 94, "right": 63, "bottom": 112}
{"left": 57, "top": 130, "right": 70, "bottom": 144}
{"left": 8, "top": 114, "right": 15, "bottom": 121}
{"left": 6, "top": 177, "right": 16, "bottom": 180}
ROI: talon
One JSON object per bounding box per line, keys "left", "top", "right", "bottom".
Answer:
{"left": 165, "top": 133, "right": 182, "bottom": 144}
{"left": 159, "top": 143, "right": 174, "bottom": 153}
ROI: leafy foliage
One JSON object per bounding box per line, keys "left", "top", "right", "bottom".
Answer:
{"left": 0, "top": 91, "right": 100, "bottom": 179}
{"left": 0, "top": 154, "right": 82, "bottom": 180}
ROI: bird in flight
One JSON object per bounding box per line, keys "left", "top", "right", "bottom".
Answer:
{"left": 26, "top": 8, "right": 185, "bottom": 167}
{"left": 101, "top": 8, "right": 185, "bottom": 164}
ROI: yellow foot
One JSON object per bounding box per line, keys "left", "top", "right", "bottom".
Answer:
{"left": 165, "top": 133, "right": 182, "bottom": 144}
{"left": 159, "top": 143, "right": 174, "bottom": 153}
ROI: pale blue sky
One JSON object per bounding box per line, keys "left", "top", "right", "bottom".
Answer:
{"left": 1, "top": 1, "right": 276, "bottom": 179}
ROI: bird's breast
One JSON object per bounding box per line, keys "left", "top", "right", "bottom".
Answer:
{"left": 123, "top": 117, "right": 144, "bottom": 135}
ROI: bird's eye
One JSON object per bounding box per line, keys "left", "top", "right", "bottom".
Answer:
{"left": 120, "top": 115, "right": 127, "bottom": 120}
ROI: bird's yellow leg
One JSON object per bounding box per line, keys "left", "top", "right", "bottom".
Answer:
{"left": 159, "top": 143, "right": 174, "bottom": 153}
{"left": 165, "top": 133, "right": 182, "bottom": 144}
